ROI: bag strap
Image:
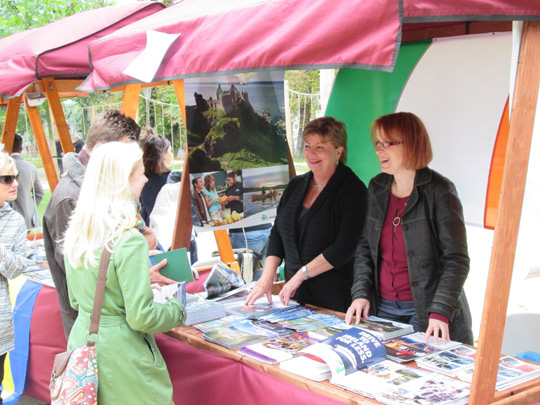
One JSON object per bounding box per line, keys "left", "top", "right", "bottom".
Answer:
{"left": 87, "top": 246, "right": 112, "bottom": 346}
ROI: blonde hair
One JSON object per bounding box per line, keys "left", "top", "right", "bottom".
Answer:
{"left": 64, "top": 142, "right": 143, "bottom": 269}
{"left": 0, "top": 145, "right": 18, "bottom": 174}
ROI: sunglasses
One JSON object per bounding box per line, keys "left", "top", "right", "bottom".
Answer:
{"left": 0, "top": 174, "right": 19, "bottom": 185}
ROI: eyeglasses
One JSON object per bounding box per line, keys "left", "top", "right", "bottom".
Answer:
{"left": 0, "top": 174, "right": 19, "bottom": 185}
{"left": 374, "top": 140, "right": 402, "bottom": 149}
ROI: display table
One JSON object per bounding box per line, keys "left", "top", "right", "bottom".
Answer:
{"left": 17, "top": 276, "right": 540, "bottom": 404}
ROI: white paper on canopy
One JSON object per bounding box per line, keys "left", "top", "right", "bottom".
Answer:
{"left": 123, "top": 30, "right": 180, "bottom": 83}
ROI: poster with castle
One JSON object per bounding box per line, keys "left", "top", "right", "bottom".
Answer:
{"left": 185, "top": 72, "right": 290, "bottom": 231}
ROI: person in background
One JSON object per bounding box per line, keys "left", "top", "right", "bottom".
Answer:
{"left": 140, "top": 133, "right": 174, "bottom": 225}
{"left": 43, "top": 109, "right": 164, "bottom": 339}
{"left": 224, "top": 171, "right": 243, "bottom": 213}
{"left": 345, "top": 112, "right": 473, "bottom": 345}
{"left": 9, "top": 134, "right": 44, "bottom": 231}
{"left": 0, "top": 149, "right": 27, "bottom": 405}
{"left": 202, "top": 174, "right": 222, "bottom": 222}
{"left": 63, "top": 142, "right": 185, "bottom": 404}
{"left": 72, "top": 135, "right": 84, "bottom": 153}
{"left": 246, "top": 117, "right": 368, "bottom": 312}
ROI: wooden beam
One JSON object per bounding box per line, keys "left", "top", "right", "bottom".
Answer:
{"left": 42, "top": 78, "right": 74, "bottom": 155}
{"left": 1, "top": 97, "right": 22, "bottom": 152}
{"left": 171, "top": 144, "right": 194, "bottom": 251}
{"left": 492, "top": 383, "right": 540, "bottom": 405}
{"left": 402, "top": 21, "right": 511, "bottom": 42}
{"left": 469, "top": 21, "right": 540, "bottom": 404}
{"left": 121, "top": 83, "right": 142, "bottom": 119}
{"left": 24, "top": 98, "right": 58, "bottom": 191}
{"left": 172, "top": 79, "right": 187, "bottom": 126}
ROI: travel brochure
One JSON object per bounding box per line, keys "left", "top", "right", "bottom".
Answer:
{"left": 238, "top": 332, "right": 318, "bottom": 364}
{"left": 384, "top": 332, "right": 462, "bottom": 363}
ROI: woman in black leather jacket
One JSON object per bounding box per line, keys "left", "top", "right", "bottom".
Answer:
{"left": 345, "top": 112, "right": 473, "bottom": 345}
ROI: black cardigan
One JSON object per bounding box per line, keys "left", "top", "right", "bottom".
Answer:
{"left": 267, "top": 163, "right": 367, "bottom": 312}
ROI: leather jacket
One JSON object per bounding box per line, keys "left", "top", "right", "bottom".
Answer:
{"left": 351, "top": 167, "right": 473, "bottom": 344}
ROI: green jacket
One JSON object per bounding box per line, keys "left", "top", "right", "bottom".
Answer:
{"left": 66, "top": 228, "right": 185, "bottom": 404}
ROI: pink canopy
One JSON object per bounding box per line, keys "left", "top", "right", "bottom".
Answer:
{"left": 79, "top": 0, "right": 401, "bottom": 91}
{"left": 0, "top": 2, "right": 164, "bottom": 98}
{"left": 79, "top": 0, "right": 540, "bottom": 92}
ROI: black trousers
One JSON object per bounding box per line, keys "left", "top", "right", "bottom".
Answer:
{"left": 0, "top": 352, "right": 6, "bottom": 405}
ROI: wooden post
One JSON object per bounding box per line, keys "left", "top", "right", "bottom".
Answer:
{"left": 24, "top": 97, "right": 58, "bottom": 191}
{"left": 42, "top": 78, "right": 74, "bottom": 154}
{"left": 469, "top": 21, "right": 540, "bottom": 404}
{"left": 121, "top": 83, "right": 142, "bottom": 119}
{"left": 1, "top": 97, "right": 22, "bottom": 152}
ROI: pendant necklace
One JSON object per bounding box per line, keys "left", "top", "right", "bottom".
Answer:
{"left": 392, "top": 198, "right": 408, "bottom": 231}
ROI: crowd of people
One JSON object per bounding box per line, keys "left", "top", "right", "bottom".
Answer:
{"left": 0, "top": 109, "right": 473, "bottom": 403}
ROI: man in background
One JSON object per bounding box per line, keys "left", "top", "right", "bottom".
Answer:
{"left": 10, "top": 134, "right": 44, "bottom": 230}
{"left": 192, "top": 176, "right": 210, "bottom": 225}
{"left": 43, "top": 110, "right": 147, "bottom": 338}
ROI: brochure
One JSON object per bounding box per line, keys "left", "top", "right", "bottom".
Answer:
{"left": 353, "top": 316, "right": 414, "bottom": 341}
{"left": 384, "top": 332, "right": 461, "bottom": 363}
{"left": 238, "top": 332, "right": 318, "bottom": 364}
{"left": 151, "top": 248, "right": 194, "bottom": 283}
{"left": 152, "top": 282, "right": 186, "bottom": 305}
{"left": 202, "top": 261, "right": 245, "bottom": 299}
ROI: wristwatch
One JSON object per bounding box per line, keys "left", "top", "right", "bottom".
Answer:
{"left": 301, "top": 265, "right": 310, "bottom": 280}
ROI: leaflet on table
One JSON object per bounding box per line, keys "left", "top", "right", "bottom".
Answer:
{"left": 374, "top": 372, "right": 470, "bottom": 405}
{"left": 202, "top": 260, "right": 245, "bottom": 299}
{"left": 352, "top": 316, "right": 414, "bottom": 341}
{"left": 258, "top": 305, "right": 314, "bottom": 323}
{"left": 203, "top": 319, "right": 292, "bottom": 349}
{"left": 152, "top": 282, "right": 186, "bottom": 305}
{"left": 238, "top": 332, "right": 318, "bottom": 364}
{"left": 418, "top": 345, "right": 540, "bottom": 391}
{"left": 208, "top": 281, "right": 255, "bottom": 303}
{"left": 279, "top": 328, "right": 386, "bottom": 382}
{"left": 384, "top": 332, "right": 462, "bottom": 363}
{"left": 223, "top": 296, "right": 297, "bottom": 319}
{"left": 308, "top": 322, "right": 354, "bottom": 341}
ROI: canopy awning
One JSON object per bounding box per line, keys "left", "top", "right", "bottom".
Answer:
{"left": 79, "top": 0, "right": 401, "bottom": 91}
{"left": 79, "top": 0, "right": 540, "bottom": 92}
{"left": 0, "top": 1, "right": 164, "bottom": 98}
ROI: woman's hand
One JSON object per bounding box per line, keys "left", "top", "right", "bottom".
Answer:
{"left": 278, "top": 271, "right": 304, "bottom": 306}
{"left": 245, "top": 275, "right": 273, "bottom": 305}
{"left": 425, "top": 318, "right": 450, "bottom": 345}
{"left": 345, "top": 298, "right": 370, "bottom": 325}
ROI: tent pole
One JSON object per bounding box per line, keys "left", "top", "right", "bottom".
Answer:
{"left": 24, "top": 97, "right": 58, "bottom": 191}
{"left": 470, "top": 20, "right": 540, "bottom": 404}
{"left": 1, "top": 97, "right": 22, "bottom": 152}
{"left": 42, "top": 78, "right": 74, "bottom": 154}
{"left": 121, "top": 83, "right": 141, "bottom": 119}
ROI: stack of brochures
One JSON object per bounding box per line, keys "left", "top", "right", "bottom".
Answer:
{"left": 223, "top": 296, "right": 297, "bottom": 319}
{"left": 351, "top": 316, "right": 414, "bottom": 340}
{"left": 184, "top": 300, "right": 226, "bottom": 326}
{"left": 417, "top": 345, "right": 540, "bottom": 391}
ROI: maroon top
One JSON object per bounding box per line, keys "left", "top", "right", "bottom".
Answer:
{"left": 379, "top": 194, "right": 412, "bottom": 301}
{"left": 379, "top": 193, "right": 448, "bottom": 324}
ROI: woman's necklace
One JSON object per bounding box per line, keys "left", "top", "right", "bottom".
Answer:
{"left": 392, "top": 198, "right": 408, "bottom": 231}
{"left": 312, "top": 179, "right": 326, "bottom": 189}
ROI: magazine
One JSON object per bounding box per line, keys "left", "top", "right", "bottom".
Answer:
{"left": 208, "top": 281, "right": 255, "bottom": 303}
{"left": 203, "top": 319, "right": 292, "bottom": 350}
{"left": 202, "top": 260, "right": 245, "bottom": 299}
{"left": 279, "top": 328, "right": 386, "bottom": 382}
{"left": 384, "top": 332, "right": 462, "bottom": 363}
{"left": 238, "top": 332, "right": 318, "bottom": 364}
{"left": 353, "top": 316, "right": 414, "bottom": 341}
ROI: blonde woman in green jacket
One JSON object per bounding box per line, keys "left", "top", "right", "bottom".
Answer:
{"left": 64, "top": 142, "right": 185, "bottom": 404}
